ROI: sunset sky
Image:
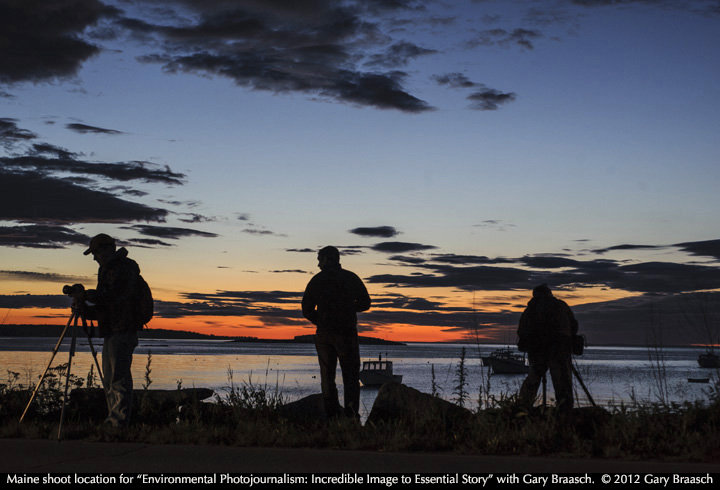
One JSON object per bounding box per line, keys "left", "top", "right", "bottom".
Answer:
{"left": 2, "top": 0, "right": 720, "bottom": 345}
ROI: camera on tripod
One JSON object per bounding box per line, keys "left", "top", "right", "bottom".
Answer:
{"left": 63, "top": 283, "right": 86, "bottom": 300}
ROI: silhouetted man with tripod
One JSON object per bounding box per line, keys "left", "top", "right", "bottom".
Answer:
{"left": 302, "top": 246, "right": 371, "bottom": 419}
{"left": 517, "top": 283, "right": 578, "bottom": 416}
{"left": 83, "top": 233, "right": 144, "bottom": 427}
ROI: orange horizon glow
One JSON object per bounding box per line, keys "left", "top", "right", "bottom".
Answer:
{"left": 4, "top": 308, "right": 495, "bottom": 343}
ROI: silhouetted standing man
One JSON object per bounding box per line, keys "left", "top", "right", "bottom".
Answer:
{"left": 83, "top": 234, "right": 143, "bottom": 427}
{"left": 302, "top": 246, "right": 371, "bottom": 419}
{"left": 517, "top": 284, "right": 578, "bottom": 416}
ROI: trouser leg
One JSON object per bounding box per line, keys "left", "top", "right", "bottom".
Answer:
{"left": 315, "top": 333, "right": 341, "bottom": 417}
{"left": 102, "top": 331, "right": 137, "bottom": 426}
{"left": 337, "top": 334, "right": 360, "bottom": 418}
{"left": 519, "top": 352, "right": 548, "bottom": 409}
{"left": 549, "top": 353, "right": 573, "bottom": 414}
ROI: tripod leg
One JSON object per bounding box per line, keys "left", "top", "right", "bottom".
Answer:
{"left": 19, "top": 312, "right": 76, "bottom": 423}
{"left": 58, "top": 313, "right": 80, "bottom": 440}
{"left": 82, "top": 317, "right": 109, "bottom": 411}
{"left": 572, "top": 365, "right": 596, "bottom": 408}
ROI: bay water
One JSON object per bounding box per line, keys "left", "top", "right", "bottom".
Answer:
{"left": 1, "top": 337, "right": 717, "bottom": 419}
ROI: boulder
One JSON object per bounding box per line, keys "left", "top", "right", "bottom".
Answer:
{"left": 279, "top": 393, "right": 328, "bottom": 423}
{"left": 366, "top": 382, "right": 473, "bottom": 430}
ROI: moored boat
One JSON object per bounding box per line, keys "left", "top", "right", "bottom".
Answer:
{"left": 359, "top": 355, "right": 402, "bottom": 386}
{"left": 698, "top": 351, "right": 720, "bottom": 368}
{"left": 482, "top": 348, "right": 529, "bottom": 375}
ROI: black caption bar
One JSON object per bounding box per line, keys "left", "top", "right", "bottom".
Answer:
{"left": 4, "top": 473, "right": 717, "bottom": 487}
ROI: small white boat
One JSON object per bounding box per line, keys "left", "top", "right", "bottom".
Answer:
{"left": 482, "top": 348, "right": 529, "bottom": 375}
{"left": 359, "top": 355, "right": 402, "bottom": 386}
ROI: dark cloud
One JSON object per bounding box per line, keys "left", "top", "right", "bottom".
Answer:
{"left": 388, "top": 255, "right": 427, "bottom": 265}
{"left": 371, "top": 241, "right": 437, "bottom": 253}
{"left": 0, "top": 270, "right": 91, "bottom": 284}
{"left": 520, "top": 255, "right": 585, "bottom": 269}
{"left": 0, "top": 171, "right": 168, "bottom": 225}
{"left": 590, "top": 243, "right": 665, "bottom": 254}
{"left": 242, "top": 227, "right": 287, "bottom": 237}
{"left": 0, "top": 225, "right": 90, "bottom": 249}
{"left": 155, "top": 290, "right": 306, "bottom": 320}
{"left": 523, "top": 7, "right": 579, "bottom": 27}
{"left": 0, "top": 118, "right": 38, "bottom": 148}
{"left": 30, "top": 143, "right": 79, "bottom": 160}
{"left": 0, "top": 0, "right": 118, "bottom": 84}
{"left": 433, "top": 73, "right": 517, "bottom": 111}
{"left": 369, "top": 246, "right": 720, "bottom": 296}
{"left": 613, "top": 261, "right": 720, "bottom": 294}
{"left": 574, "top": 290, "right": 720, "bottom": 346}
{"left": 121, "top": 1, "right": 437, "bottom": 113}
{"left": 349, "top": 225, "right": 400, "bottom": 238}
{"left": 368, "top": 264, "right": 533, "bottom": 290}
{"left": 474, "top": 219, "right": 517, "bottom": 230}
{"left": 364, "top": 41, "right": 437, "bottom": 68}
{"left": 674, "top": 239, "right": 720, "bottom": 260}
{"left": 177, "top": 213, "right": 216, "bottom": 223}
{"left": 569, "top": 0, "right": 720, "bottom": 17}
{"left": 66, "top": 123, "right": 124, "bottom": 135}
{"left": 433, "top": 73, "right": 478, "bottom": 89}
{"left": 154, "top": 287, "right": 503, "bottom": 336}
{"left": 467, "top": 28, "right": 542, "bottom": 50}
{"left": 429, "top": 253, "right": 514, "bottom": 265}
{"left": 1, "top": 155, "right": 186, "bottom": 185}
{"left": 127, "top": 237, "right": 174, "bottom": 248}
{"left": 125, "top": 224, "right": 218, "bottom": 240}
{"left": 590, "top": 239, "right": 720, "bottom": 260}
{"left": 1, "top": 136, "right": 180, "bottom": 229}
{"left": 467, "top": 88, "right": 517, "bottom": 111}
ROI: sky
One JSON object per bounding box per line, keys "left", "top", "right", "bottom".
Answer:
{"left": 1, "top": 0, "right": 720, "bottom": 346}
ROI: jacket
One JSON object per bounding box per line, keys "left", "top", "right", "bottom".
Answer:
{"left": 90, "top": 248, "right": 143, "bottom": 337}
{"left": 302, "top": 264, "right": 371, "bottom": 333}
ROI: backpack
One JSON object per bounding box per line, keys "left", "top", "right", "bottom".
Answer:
{"left": 136, "top": 274, "right": 154, "bottom": 328}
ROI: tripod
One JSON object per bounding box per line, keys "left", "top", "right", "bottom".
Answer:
{"left": 19, "top": 306, "right": 106, "bottom": 440}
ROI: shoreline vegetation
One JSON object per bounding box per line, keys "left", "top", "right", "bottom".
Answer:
{"left": 1, "top": 348, "right": 719, "bottom": 464}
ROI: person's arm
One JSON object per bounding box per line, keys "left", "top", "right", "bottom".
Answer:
{"left": 354, "top": 275, "right": 371, "bottom": 313}
{"left": 301, "top": 279, "right": 318, "bottom": 325}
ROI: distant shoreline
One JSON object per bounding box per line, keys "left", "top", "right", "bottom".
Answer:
{"left": 0, "top": 324, "right": 405, "bottom": 346}
{"left": 0, "top": 324, "right": 710, "bottom": 348}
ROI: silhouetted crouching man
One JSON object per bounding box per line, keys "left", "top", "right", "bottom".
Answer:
{"left": 517, "top": 284, "right": 578, "bottom": 416}
{"left": 83, "top": 234, "right": 143, "bottom": 427}
{"left": 302, "top": 246, "right": 371, "bottom": 419}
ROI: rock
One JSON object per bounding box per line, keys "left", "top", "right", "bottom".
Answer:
{"left": 366, "top": 382, "right": 473, "bottom": 430}
{"left": 279, "top": 393, "right": 327, "bottom": 423}
{"left": 572, "top": 405, "right": 611, "bottom": 439}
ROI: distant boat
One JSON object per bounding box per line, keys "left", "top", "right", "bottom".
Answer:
{"left": 698, "top": 351, "right": 720, "bottom": 368}
{"left": 482, "top": 348, "right": 529, "bottom": 375}
{"left": 688, "top": 377, "right": 710, "bottom": 384}
{"left": 359, "top": 355, "right": 402, "bottom": 386}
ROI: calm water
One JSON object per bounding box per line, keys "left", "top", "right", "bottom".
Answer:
{"left": 1, "top": 337, "right": 717, "bottom": 419}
